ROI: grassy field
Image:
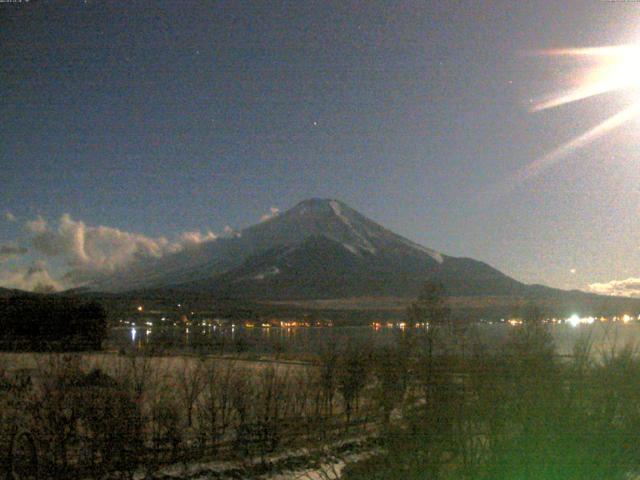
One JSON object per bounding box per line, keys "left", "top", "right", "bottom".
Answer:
{"left": 0, "top": 346, "right": 379, "bottom": 479}
{"left": 0, "top": 351, "right": 311, "bottom": 375}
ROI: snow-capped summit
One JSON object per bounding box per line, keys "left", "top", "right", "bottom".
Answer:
{"left": 243, "top": 198, "right": 441, "bottom": 261}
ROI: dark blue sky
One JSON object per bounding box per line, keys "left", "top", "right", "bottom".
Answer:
{"left": 2, "top": 1, "right": 640, "bottom": 293}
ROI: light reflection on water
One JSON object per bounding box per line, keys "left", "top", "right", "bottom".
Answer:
{"left": 108, "top": 322, "right": 640, "bottom": 357}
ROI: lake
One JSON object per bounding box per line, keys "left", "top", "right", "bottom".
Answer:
{"left": 107, "top": 321, "right": 640, "bottom": 358}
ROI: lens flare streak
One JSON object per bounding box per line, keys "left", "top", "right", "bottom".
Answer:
{"left": 503, "top": 43, "right": 640, "bottom": 193}
{"left": 515, "top": 102, "right": 640, "bottom": 185}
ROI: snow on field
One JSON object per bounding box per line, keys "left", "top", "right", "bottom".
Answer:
{"left": 124, "top": 444, "right": 379, "bottom": 480}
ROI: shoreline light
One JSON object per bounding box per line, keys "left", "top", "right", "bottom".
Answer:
{"left": 567, "top": 314, "right": 595, "bottom": 327}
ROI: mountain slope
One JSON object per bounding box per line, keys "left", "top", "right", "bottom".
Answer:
{"left": 91, "top": 198, "right": 528, "bottom": 299}
{"left": 176, "top": 234, "right": 527, "bottom": 299}
{"left": 177, "top": 198, "right": 529, "bottom": 298}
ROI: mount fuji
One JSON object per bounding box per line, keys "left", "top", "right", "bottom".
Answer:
{"left": 89, "top": 198, "right": 527, "bottom": 299}
{"left": 71, "top": 198, "right": 640, "bottom": 318}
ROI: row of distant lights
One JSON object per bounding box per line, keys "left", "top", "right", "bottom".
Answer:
{"left": 506, "top": 314, "right": 638, "bottom": 327}
{"left": 127, "top": 315, "right": 237, "bottom": 342}
{"left": 371, "top": 322, "right": 427, "bottom": 329}
{"left": 131, "top": 305, "right": 639, "bottom": 333}
{"left": 565, "top": 314, "right": 638, "bottom": 327}
{"left": 136, "top": 304, "right": 189, "bottom": 311}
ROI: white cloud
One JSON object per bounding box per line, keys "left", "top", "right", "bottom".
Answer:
{"left": 15, "top": 214, "right": 220, "bottom": 290}
{"left": 0, "top": 261, "right": 64, "bottom": 292}
{"left": 223, "top": 225, "right": 241, "bottom": 237}
{"left": 587, "top": 277, "right": 640, "bottom": 298}
{"left": 4, "top": 211, "right": 16, "bottom": 222}
{"left": 177, "top": 230, "right": 218, "bottom": 248}
{"left": 260, "top": 206, "right": 280, "bottom": 222}
{"left": 26, "top": 215, "right": 48, "bottom": 234}
{"left": 0, "top": 244, "right": 28, "bottom": 262}
{"left": 29, "top": 214, "right": 171, "bottom": 272}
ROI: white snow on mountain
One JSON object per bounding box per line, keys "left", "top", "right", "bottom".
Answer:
{"left": 400, "top": 238, "right": 444, "bottom": 263}
{"left": 329, "top": 200, "right": 376, "bottom": 254}
{"left": 253, "top": 266, "right": 281, "bottom": 280}
{"left": 342, "top": 243, "right": 359, "bottom": 255}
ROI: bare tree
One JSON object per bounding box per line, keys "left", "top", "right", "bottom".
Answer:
{"left": 372, "top": 345, "right": 409, "bottom": 426}
{"left": 407, "top": 281, "right": 451, "bottom": 331}
{"left": 197, "top": 358, "right": 220, "bottom": 446}
{"left": 175, "top": 356, "right": 206, "bottom": 428}
{"left": 118, "top": 353, "right": 154, "bottom": 405}
{"left": 317, "top": 340, "right": 339, "bottom": 418}
{"left": 197, "top": 359, "right": 239, "bottom": 450}
{"left": 337, "top": 343, "right": 369, "bottom": 425}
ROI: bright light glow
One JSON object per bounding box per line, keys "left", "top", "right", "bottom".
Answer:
{"left": 623, "top": 314, "right": 632, "bottom": 323}
{"left": 567, "top": 314, "right": 581, "bottom": 327}
{"left": 501, "top": 44, "right": 640, "bottom": 194}
{"left": 531, "top": 44, "right": 640, "bottom": 112}
{"left": 130, "top": 327, "right": 136, "bottom": 341}
{"left": 566, "top": 314, "right": 595, "bottom": 327}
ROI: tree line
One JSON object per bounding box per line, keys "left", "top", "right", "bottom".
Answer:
{"left": 343, "top": 283, "right": 640, "bottom": 480}
{"left": 0, "top": 295, "right": 107, "bottom": 351}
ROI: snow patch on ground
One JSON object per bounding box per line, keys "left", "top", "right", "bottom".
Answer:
{"left": 128, "top": 435, "right": 379, "bottom": 480}
{"left": 263, "top": 449, "right": 379, "bottom": 480}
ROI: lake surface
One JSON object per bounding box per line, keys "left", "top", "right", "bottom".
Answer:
{"left": 107, "top": 322, "right": 640, "bottom": 358}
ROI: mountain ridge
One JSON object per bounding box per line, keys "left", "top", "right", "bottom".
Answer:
{"left": 87, "top": 198, "right": 521, "bottom": 296}
{"left": 81, "top": 199, "right": 639, "bottom": 317}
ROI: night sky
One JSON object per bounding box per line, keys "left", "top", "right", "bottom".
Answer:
{"left": 2, "top": 1, "right": 640, "bottom": 295}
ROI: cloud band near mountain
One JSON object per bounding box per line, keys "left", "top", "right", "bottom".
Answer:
{"left": 588, "top": 277, "right": 640, "bottom": 298}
